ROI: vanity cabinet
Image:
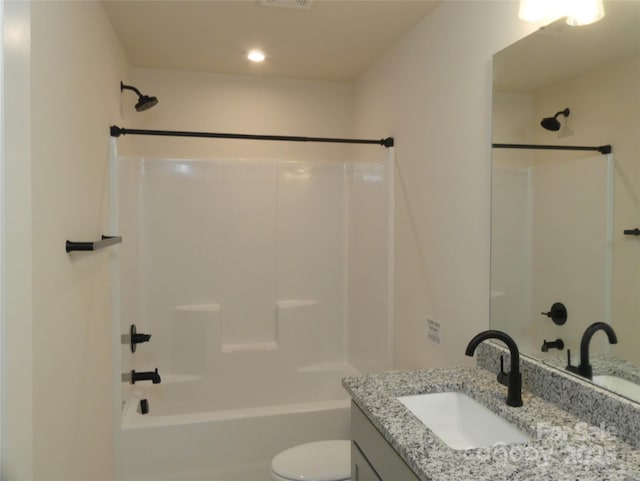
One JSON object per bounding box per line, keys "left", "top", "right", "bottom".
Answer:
{"left": 351, "top": 442, "right": 382, "bottom": 481}
{"left": 351, "top": 402, "right": 421, "bottom": 481}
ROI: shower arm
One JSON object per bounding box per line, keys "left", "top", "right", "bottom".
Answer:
{"left": 120, "top": 82, "right": 143, "bottom": 97}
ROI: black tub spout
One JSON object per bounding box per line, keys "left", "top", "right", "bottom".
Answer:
{"left": 131, "top": 368, "right": 161, "bottom": 384}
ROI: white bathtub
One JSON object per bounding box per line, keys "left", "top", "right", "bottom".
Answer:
{"left": 119, "top": 363, "right": 355, "bottom": 481}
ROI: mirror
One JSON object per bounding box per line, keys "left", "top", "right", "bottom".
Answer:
{"left": 490, "top": 2, "right": 640, "bottom": 402}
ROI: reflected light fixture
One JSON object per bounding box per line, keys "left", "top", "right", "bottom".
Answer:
{"left": 519, "top": 0, "right": 605, "bottom": 26}
{"left": 247, "top": 49, "right": 266, "bottom": 63}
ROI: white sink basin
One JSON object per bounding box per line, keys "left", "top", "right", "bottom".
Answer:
{"left": 397, "top": 392, "right": 530, "bottom": 450}
{"left": 592, "top": 375, "right": 640, "bottom": 402}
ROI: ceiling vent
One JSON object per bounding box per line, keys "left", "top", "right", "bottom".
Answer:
{"left": 259, "top": 0, "right": 313, "bottom": 10}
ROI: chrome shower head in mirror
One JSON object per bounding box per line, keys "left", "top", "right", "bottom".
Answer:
{"left": 121, "top": 81, "right": 159, "bottom": 112}
{"left": 540, "top": 108, "right": 570, "bottom": 131}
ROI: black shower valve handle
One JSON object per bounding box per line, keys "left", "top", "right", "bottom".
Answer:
{"left": 541, "top": 302, "right": 567, "bottom": 326}
{"left": 130, "top": 324, "right": 152, "bottom": 353}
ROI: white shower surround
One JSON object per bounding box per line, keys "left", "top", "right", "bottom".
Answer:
{"left": 114, "top": 151, "right": 393, "bottom": 480}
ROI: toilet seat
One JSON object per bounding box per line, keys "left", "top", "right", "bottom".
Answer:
{"left": 271, "top": 440, "right": 351, "bottom": 481}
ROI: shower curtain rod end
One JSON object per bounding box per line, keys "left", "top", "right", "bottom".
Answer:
{"left": 110, "top": 125, "right": 124, "bottom": 138}
{"left": 598, "top": 145, "right": 612, "bottom": 154}
{"left": 383, "top": 137, "right": 394, "bottom": 148}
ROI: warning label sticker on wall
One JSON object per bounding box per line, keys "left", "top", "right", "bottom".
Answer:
{"left": 425, "top": 317, "right": 442, "bottom": 347}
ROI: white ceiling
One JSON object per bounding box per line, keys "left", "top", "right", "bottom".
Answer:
{"left": 102, "top": 0, "right": 441, "bottom": 82}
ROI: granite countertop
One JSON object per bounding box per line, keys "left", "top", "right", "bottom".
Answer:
{"left": 544, "top": 353, "right": 640, "bottom": 385}
{"left": 343, "top": 366, "right": 640, "bottom": 481}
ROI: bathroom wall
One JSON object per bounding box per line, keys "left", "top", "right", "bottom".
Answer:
{"left": 125, "top": 67, "right": 354, "bottom": 162}
{"left": 3, "top": 1, "right": 130, "bottom": 479}
{"left": 353, "top": 1, "right": 540, "bottom": 369}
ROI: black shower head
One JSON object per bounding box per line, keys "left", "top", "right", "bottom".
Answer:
{"left": 135, "top": 94, "right": 159, "bottom": 112}
{"left": 121, "top": 81, "right": 158, "bottom": 112}
{"left": 541, "top": 108, "right": 570, "bottom": 131}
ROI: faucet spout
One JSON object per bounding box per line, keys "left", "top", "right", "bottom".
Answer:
{"left": 567, "top": 322, "right": 617, "bottom": 379}
{"left": 465, "top": 330, "right": 522, "bottom": 407}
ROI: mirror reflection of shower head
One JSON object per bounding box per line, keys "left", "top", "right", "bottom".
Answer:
{"left": 120, "top": 81, "right": 158, "bottom": 112}
{"left": 541, "top": 108, "right": 570, "bottom": 131}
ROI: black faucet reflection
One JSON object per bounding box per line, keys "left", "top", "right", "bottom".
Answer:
{"left": 566, "top": 321, "right": 617, "bottom": 380}
{"left": 131, "top": 368, "right": 162, "bottom": 384}
{"left": 465, "top": 330, "right": 523, "bottom": 407}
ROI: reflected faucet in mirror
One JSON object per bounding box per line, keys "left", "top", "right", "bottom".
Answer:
{"left": 465, "top": 330, "right": 523, "bottom": 407}
{"left": 566, "top": 322, "right": 618, "bottom": 380}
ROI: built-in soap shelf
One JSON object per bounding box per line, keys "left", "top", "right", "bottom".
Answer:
{"left": 221, "top": 341, "right": 278, "bottom": 353}
{"left": 167, "top": 299, "right": 322, "bottom": 360}
{"left": 174, "top": 303, "right": 220, "bottom": 312}
{"left": 277, "top": 299, "right": 319, "bottom": 309}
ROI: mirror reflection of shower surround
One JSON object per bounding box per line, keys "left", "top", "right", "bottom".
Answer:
{"left": 540, "top": 108, "right": 570, "bottom": 132}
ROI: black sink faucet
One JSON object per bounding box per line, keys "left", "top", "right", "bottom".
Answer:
{"left": 131, "top": 368, "right": 162, "bottom": 384}
{"left": 465, "top": 330, "right": 523, "bottom": 407}
{"left": 566, "top": 321, "right": 617, "bottom": 380}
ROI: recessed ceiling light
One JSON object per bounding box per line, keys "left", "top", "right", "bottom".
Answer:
{"left": 247, "top": 50, "right": 266, "bottom": 63}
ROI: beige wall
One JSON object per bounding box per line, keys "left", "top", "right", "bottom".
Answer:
{"left": 353, "top": 1, "right": 539, "bottom": 369}
{"left": 4, "top": 1, "right": 129, "bottom": 479}
{"left": 125, "top": 67, "right": 354, "bottom": 162}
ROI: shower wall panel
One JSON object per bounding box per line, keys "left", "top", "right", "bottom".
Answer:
{"left": 120, "top": 156, "right": 351, "bottom": 382}
{"left": 347, "top": 153, "right": 393, "bottom": 373}
{"left": 277, "top": 161, "right": 347, "bottom": 364}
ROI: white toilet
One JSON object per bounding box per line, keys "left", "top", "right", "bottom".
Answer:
{"left": 270, "top": 440, "right": 351, "bottom": 481}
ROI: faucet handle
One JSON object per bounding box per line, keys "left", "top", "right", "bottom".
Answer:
{"left": 496, "top": 355, "right": 508, "bottom": 387}
{"left": 541, "top": 302, "right": 567, "bottom": 325}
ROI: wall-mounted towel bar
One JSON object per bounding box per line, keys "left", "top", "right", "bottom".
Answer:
{"left": 66, "top": 235, "right": 122, "bottom": 253}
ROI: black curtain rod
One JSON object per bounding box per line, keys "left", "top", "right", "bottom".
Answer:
{"left": 493, "top": 143, "right": 611, "bottom": 155}
{"left": 110, "top": 126, "right": 394, "bottom": 148}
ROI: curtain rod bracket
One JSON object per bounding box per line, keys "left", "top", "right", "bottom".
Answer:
{"left": 598, "top": 145, "right": 612, "bottom": 154}
{"left": 110, "top": 125, "right": 124, "bottom": 138}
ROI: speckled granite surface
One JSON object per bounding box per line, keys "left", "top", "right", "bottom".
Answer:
{"left": 544, "top": 353, "right": 640, "bottom": 386}
{"left": 477, "top": 342, "right": 640, "bottom": 449}
{"left": 343, "top": 367, "right": 640, "bottom": 481}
